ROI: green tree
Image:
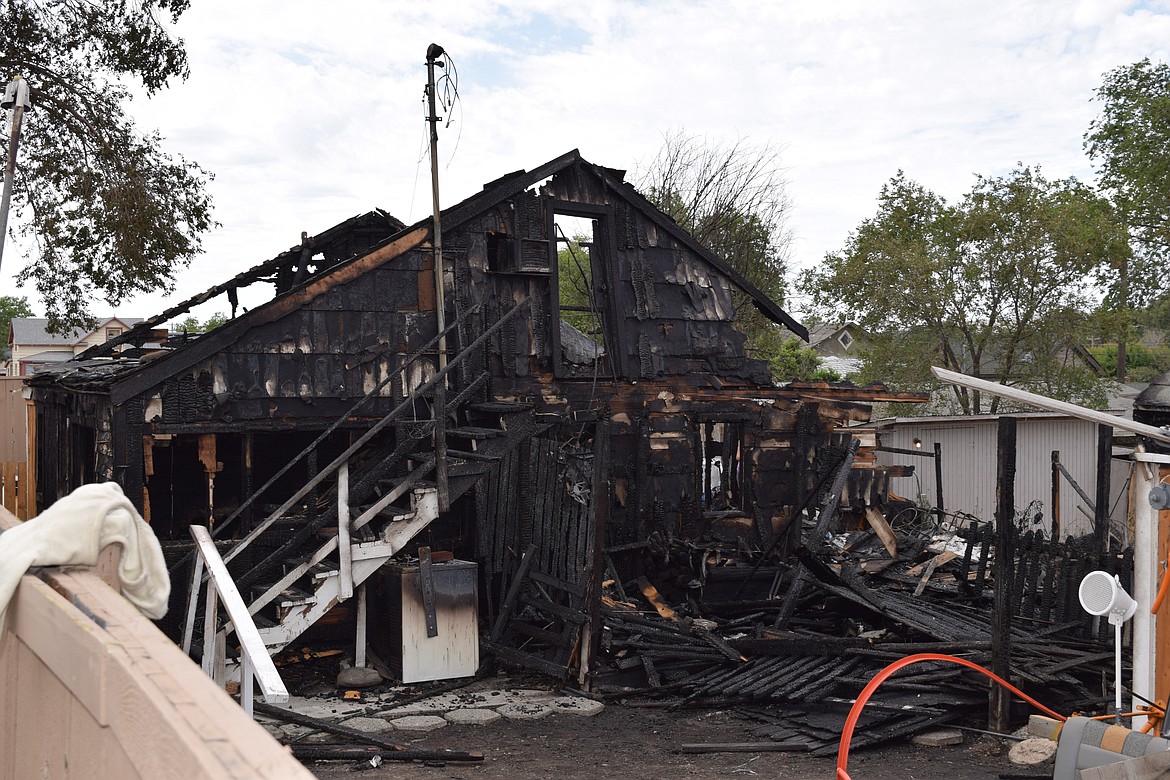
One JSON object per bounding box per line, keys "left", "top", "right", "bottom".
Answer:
{"left": 174, "top": 312, "right": 227, "bottom": 334}
{"left": 1, "top": 1, "right": 214, "bottom": 334}
{"left": 801, "top": 168, "right": 1125, "bottom": 414}
{"left": 1086, "top": 59, "right": 1170, "bottom": 265}
{"left": 756, "top": 333, "right": 842, "bottom": 382}
{"left": 556, "top": 239, "right": 599, "bottom": 342}
{"left": 0, "top": 294, "right": 34, "bottom": 351}
{"left": 1084, "top": 58, "right": 1170, "bottom": 379}
{"left": 637, "top": 131, "right": 794, "bottom": 376}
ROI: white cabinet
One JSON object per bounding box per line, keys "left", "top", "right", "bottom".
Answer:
{"left": 377, "top": 560, "right": 479, "bottom": 683}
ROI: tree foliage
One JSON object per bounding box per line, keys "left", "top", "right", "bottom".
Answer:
{"left": 1086, "top": 58, "right": 1170, "bottom": 285}
{"left": 174, "top": 311, "right": 228, "bottom": 334}
{"left": 801, "top": 167, "right": 1125, "bottom": 414}
{"left": 0, "top": 294, "right": 34, "bottom": 351}
{"left": 1, "top": 0, "right": 214, "bottom": 334}
{"left": 756, "top": 333, "right": 841, "bottom": 382}
{"left": 637, "top": 131, "right": 796, "bottom": 375}
{"left": 1085, "top": 58, "right": 1170, "bottom": 379}
{"left": 556, "top": 239, "right": 601, "bottom": 343}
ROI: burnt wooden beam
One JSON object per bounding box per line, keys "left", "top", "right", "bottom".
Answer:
{"left": 490, "top": 543, "right": 537, "bottom": 642}
{"left": 1051, "top": 450, "right": 1062, "bottom": 543}
{"left": 934, "top": 441, "right": 945, "bottom": 524}
{"left": 252, "top": 701, "right": 483, "bottom": 761}
{"left": 990, "top": 416, "right": 1017, "bottom": 733}
{"left": 585, "top": 416, "right": 611, "bottom": 687}
{"left": 1094, "top": 424, "right": 1112, "bottom": 552}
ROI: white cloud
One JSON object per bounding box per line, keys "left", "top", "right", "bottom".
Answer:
{"left": 4, "top": 0, "right": 1170, "bottom": 322}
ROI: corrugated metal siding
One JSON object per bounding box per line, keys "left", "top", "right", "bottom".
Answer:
{"left": 875, "top": 416, "right": 1122, "bottom": 538}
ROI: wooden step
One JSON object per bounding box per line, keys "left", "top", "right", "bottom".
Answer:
{"left": 448, "top": 460, "right": 492, "bottom": 478}
{"left": 252, "top": 612, "right": 277, "bottom": 629}
{"left": 358, "top": 501, "right": 415, "bottom": 522}
{"left": 446, "top": 426, "right": 504, "bottom": 439}
{"left": 468, "top": 401, "right": 533, "bottom": 414}
{"left": 251, "top": 583, "right": 317, "bottom": 608}
{"left": 446, "top": 448, "right": 502, "bottom": 462}
{"left": 309, "top": 562, "right": 338, "bottom": 583}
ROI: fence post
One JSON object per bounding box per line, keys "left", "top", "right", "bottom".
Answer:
{"left": 1051, "top": 450, "right": 1061, "bottom": 542}
{"left": 990, "top": 416, "right": 1017, "bottom": 733}
{"left": 1095, "top": 425, "right": 1113, "bottom": 552}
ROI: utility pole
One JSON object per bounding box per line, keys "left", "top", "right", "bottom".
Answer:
{"left": 425, "top": 44, "right": 449, "bottom": 511}
{"left": 0, "top": 76, "right": 32, "bottom": 275}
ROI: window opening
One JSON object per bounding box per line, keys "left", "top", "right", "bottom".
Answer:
{"left": 554, "top": 213, "right": 607, "bottom": 370}
{"left": 838, "top": 330, "right": 854, "bottom": 350}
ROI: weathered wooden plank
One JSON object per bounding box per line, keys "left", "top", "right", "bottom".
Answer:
{"left": 0, "top": 511, "right": 313, "bottom": 779}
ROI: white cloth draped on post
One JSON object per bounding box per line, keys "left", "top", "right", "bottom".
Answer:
{"left": 0, "top": 482, "right": 170, "bottom": 628}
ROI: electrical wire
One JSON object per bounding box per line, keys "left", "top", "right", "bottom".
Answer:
{"left": 407, "top": 95, "right": 431, "bottom": 223}
{"left": 434, "top": 51, "right": 463, "bottom": 166}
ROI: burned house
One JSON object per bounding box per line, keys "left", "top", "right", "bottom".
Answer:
{"left": 25, "top": 151, "right": 914, "bottom": 682}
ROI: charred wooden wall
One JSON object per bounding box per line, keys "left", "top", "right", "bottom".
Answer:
{"left": 454, "top": 163, "right": 771, "bottom": 385}
{"left": 31, "top": 389, "right": 109, "bottom": 510}
{"left": 29, "top": 160, "right": 881, "bottom": 561}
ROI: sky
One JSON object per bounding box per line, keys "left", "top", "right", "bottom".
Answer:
{"left": 5, "top": 0, "right": 1170, "bottom": 325}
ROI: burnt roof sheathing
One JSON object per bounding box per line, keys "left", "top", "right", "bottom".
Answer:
{"left": 50, "top": 151, "right": 807, "bottom": 396}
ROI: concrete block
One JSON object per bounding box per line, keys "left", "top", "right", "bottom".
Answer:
{"left": 549, "top": 696, "right": 604, "bottom": 717}
{"left": 911, "top": 728, "right": 964, "bottom": 747}
{"left": 1009, "top": 737, "right": 1057, "bottom": 766}
{"left": 390, "top": 715, "right": 448, "bottom": 732}
{"left": 497, "top": 702, "right": 553, "bottom": 721}
{"left": 445, "top": 708, "right": 502, "bottom": 725}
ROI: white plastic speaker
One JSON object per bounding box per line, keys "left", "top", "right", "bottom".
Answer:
{"left": 1079, "top": 570, "right": 1138, "bottom": 626}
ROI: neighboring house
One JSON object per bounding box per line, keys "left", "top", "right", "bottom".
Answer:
{"left": 777, "top": 320, "right": 868, "bottom": 378}
{"left": 807, "top": 321, "right": 868, "bottom": 360}
{"left": 6, "top": 317, "right": 145, "bottom": 376}
{"left": 941, "top": 335, "right": 1105, "bottom": 381}
{"left": 26, "top": 151, "right": 920, "bottom": 680}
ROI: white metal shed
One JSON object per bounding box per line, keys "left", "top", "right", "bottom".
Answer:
{"left": 870, "top": 412, "right": 1131, "bottom": 540}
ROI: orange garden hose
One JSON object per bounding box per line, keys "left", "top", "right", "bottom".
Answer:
{"left": 1153, "top": 565, "right": 1170, "bottom": 614}
{"left": 836, "top": 653, "right": 1067, "bottom": 780}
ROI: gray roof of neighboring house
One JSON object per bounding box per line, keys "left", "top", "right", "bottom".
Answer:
{"left": 807, "top": 323, "right": 844, "bottom": 346}
{"left": 21, "top": 350, "right": 76, "bottom": 363}
{"left": 821, "top": 355, "right": 862, "bottom": 376}
{"left": 9, "top": 317, "right": 144, "bottom": 346}
{"left": 783, "top": 321, "right": 864, "bottom": 347}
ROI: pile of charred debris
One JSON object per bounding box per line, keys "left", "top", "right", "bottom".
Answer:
{"left": 589, "top": 499, "right": 1130, "bottom": 755}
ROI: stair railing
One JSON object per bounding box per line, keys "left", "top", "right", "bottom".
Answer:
{"left": 180, "top": 298, "right": 530, "bottom": 661}
{"left": 182, "top": 524, "right": 288, "bottom": 717}
{"left": 211, "top": 306, "right": 476, "bottom": 542}
{"left": 220, "top": 297, "right": 529, "bottom": 569}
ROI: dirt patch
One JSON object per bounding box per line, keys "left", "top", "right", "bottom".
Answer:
{"left": 301, "top": 703, "right": 1027, "bottom": 780}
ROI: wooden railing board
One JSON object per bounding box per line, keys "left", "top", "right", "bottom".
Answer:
{"left": 0, "top": 506, "right": 312, "bottom": 779}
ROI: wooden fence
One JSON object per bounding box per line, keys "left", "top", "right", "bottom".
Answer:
{"left": 957, "top": 520, "right": 1132, "bottom": 631}
{"left": 1, "top": 460, "right": 29, "bottom": 520}
{"left": 0, "top": 375, "right": 27, "bottom": 462}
